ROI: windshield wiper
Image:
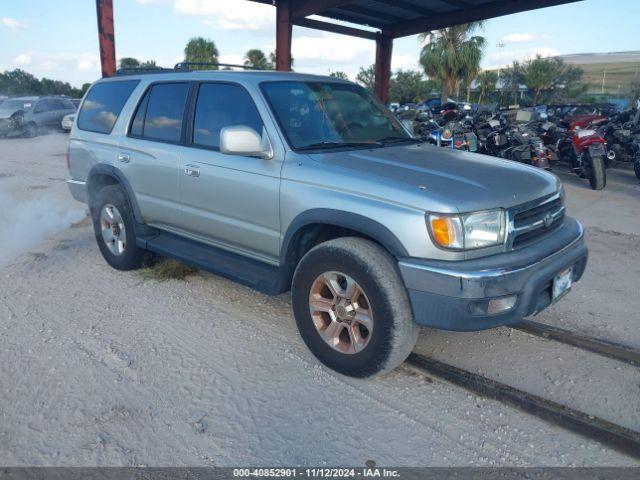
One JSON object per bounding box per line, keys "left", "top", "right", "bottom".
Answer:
{"left": 377, "top": 136, "right": 421, "bottom": 145}
{"left": 297, "top": 141, "right": 383, "bottom": 151}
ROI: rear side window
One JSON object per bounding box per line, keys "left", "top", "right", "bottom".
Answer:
{"left": 192, "top": 83, "right": 263, "bottom": 150}
{"left": 129, "top": 82, "right": 189, "bottom": 143}
{"left": 77, "top": 80, "right": 139, "bottom": 134}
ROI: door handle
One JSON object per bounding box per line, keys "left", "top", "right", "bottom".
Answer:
{"left": 184, "top": 165, "right": 200, "bottom": 177}
{"left": 117, "top": 152, "right": 131, "bottom": 163}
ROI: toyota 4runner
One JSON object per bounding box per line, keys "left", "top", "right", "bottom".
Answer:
{"left": 66, "top": 70, "right": 588, "bottom": 377}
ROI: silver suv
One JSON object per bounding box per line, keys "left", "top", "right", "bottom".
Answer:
{"left": 66, "top": 71, "right": 588, "bottom": 377}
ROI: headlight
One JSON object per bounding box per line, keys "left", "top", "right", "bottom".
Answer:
{"left": 428, "top": 209, "right": 506, "bottom": 250}
{"left": 442, "top": 128, "right": 452, "bottom": 140}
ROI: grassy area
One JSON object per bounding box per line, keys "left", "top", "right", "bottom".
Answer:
{"left": 140, "top": 259, "right": 198, "bottom": 281}
{"left": 577, "top": 61, "right": 640, "bottom": 94}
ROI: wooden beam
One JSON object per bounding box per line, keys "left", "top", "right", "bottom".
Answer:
{"left": 387, "top": 0, "right": 580, "bottom": 38}
{"left": 95, "top": 0, "right": 116, "bottom": 77}
{"left": 372, "top": 0, "right": 436, "bottom": 17}
{"left": 373, "top": 33, "right": 393, "bottom": 103}
{"left": 293, "top": 17, "right": 378, "bottom": 40}
{"left": 276, "top": 0, "right": 292, "bottom": 71}
{"left": 337, "top": 4, "right": 404, "bottom": 23}
{"left": 290, "top": 0, "right": 351, "bottom": 19}
{"left": 439, "top": 0, "right": 471, "bottom": 9}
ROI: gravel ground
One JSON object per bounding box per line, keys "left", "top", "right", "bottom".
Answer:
{"left": 0, "top": 133, "right": 638, "bottom": 466}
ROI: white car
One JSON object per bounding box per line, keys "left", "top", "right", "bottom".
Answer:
{"left": 61, "top": 113, "right": 75, "bottom": 132}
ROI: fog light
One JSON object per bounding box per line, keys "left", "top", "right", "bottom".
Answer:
{"left": 487, "top": 295, "right": 517, "bottom": 315}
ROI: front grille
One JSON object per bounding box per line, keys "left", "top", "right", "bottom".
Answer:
{"left": 509, "top": 194, "right": 565, "bottom": 249}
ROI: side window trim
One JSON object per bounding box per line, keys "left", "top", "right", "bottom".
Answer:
{"left": 185, "top": 80, "right": 266, "bottom": 153}
{"left": 126, "top": 80, "right": 193, "bottom": 146}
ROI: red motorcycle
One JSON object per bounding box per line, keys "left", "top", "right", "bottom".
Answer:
{"left": 540, "top": 121, "right": 607, "bottom": 190}
{"left": 564, "top": 126, "right": 607, "bottom": 190}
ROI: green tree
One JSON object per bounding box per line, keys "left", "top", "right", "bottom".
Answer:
{"left": 523, "top": 55, "right": 556, "bottom": 105}
{"left": 419, "top": 22, "right": 486, "bottom": 102}
{"left": 244, "top": 49, "right": 273, "bottom": 70}
{"left": 184, "top": 37, "right": 219, "bottom": 69}
{"left": 521, "top": 56, "right": 585, "bottom": 104}
{"left": 476, "top": 70, "right": 498, "bottom": 104}
{"left": 140, "top": 60, "right": 157, "bottom": 69}
{"left": 119, "top": 57, "right": 140, "bottom": 69}
{"left": 268, "top": 51, "right": 294, "bottom": 70}
{"left": 329, "top": 71, "right": 349, "bottom": 80}
{"left": 356, "top": 65, "right": 375, "bottom": 90}
{"left": 389, "top": 69, "right": 431, "bottom": 104}
{"left": 499, "top": 61, "right": 524, "bottom": 106}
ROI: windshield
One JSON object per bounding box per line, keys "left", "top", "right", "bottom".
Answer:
{"left": 2, "top": 99, "right": 34, "bottom": 111}
{"left": 260, "top": 81, "right": 411, "bottom": 150}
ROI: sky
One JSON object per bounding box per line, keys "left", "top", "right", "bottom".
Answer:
{"left": 1, "top": 0, "right": 639, "bottom": 88}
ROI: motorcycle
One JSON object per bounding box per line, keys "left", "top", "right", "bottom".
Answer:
{"left": 500, "top": 123, "right": 552, "bottom": 170}
{"left": 431, "top": 102, "right": 479, "bottom": 152}
{"left": 555, "top": 125, "right": 607, "bottom": 190}
{"left": 598, "top": 109, "right": 640, "bottom": 179}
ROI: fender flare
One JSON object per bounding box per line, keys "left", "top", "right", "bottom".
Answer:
{"left": 87, "top": 163, "right": 144, "bottom": 224}
{"left": 281, "top": 208, "right": 409, "bottom": 265}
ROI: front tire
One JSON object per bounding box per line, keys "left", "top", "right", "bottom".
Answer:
{"left": 292, "top": 237, "right": 419, "bottom": 378}
{"left": 587, "top": 153, "right": 606, "bottom": 190}
{"left": 90, "top": 185, "right": 150, "bottom": 270}
{"left": 634, "top": 158, "right": 640, "bottom": 180}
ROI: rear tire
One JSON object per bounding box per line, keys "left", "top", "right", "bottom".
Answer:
{"left": 634, "top": 158, "right": 640, "bottom": 180}
{"left": 291, "top": 237, "right": 419, "bottom": 378}
{"left": 588, "top": 154, "right": 606, "bottom": 190}
{"left": 90, "top": 185, "right": 150, "bottom": 271}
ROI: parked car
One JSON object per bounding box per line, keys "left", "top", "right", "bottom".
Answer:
{"left": 61, "top": 113, "right": 75, "bottom": 132}
{"left": 0, "top": 96, "right": 76, "bottom": 137}
{"left": 66, "top": 70, "right": 588, "bottom": 378}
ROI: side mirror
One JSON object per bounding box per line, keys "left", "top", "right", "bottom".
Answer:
{"left": 220, "top": 125, "right": 272, "bottom": 159}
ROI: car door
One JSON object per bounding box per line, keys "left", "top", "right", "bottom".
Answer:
{"left": 117, "top": 82, "right": 191, "bottom": 229}
{"left": 176, "top": 82, "right": 282, "bottom": 264}
{"left": 32, "top": 100, "right": 54, "bottom": 127}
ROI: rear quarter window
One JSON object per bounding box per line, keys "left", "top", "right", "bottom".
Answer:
{"left": 77, "top": 80, "right": 139, "bottom": 134}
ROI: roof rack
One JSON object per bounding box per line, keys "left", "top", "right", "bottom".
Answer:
{"left": 173, "top": 62, "right": 260, "bottom": 71}
{"left": 114, "top": 62, "right": 262, "bottom": 76}
{"left": 115, "top": 66, "right": 173, "bottom": 76}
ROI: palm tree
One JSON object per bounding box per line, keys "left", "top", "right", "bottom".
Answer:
{"left": 476, "top": 70, "right": 498, "bottom": 104}
{"left": 184, "top": 37, "right": 219, "bottom": 69}
{"left": 419, "top": 23, "right": 486, "bottom": 102}
{"left": 119, "top": 57, "right": 140, "bottom": 70}
{"left": 329, "top": 71, "right": 349, "bottom": 80}
{"left": 244, "top": 49, "right": 273, "bottom": 70}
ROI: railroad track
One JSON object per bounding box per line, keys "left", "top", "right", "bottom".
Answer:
{"left": 405, "top": 322, "right": 640, "bottom": 459}
{"left": 405, "top": 353, "right": 640, "bottom": 459}
{"left": 513, "top": 320, "right": 640, "bottom": 367}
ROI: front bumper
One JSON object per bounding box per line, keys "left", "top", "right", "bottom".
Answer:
{"left": 398, "top": 217, "right": 588, "bottom": 331}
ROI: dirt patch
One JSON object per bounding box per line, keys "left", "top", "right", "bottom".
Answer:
{"left": 140, "top": 259, "right": 198, "bottom": 282}
{"left": 0, "top": 173, "right": 14, "bottom": 179}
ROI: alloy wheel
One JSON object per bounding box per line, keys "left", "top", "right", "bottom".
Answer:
{"left": 308, "top": 271, "right": 373, "bottom": 354}
{"left": 99, "top": 204, "right": 126, "bottom": 256}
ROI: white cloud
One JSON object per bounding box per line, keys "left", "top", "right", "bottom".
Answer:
{"left": 391, "top": 53, "right": 419, "bottom": 71}
{"left": 485, "top": 46, "right": 560, "bottom": 69}
{"left": 292, "top": 33, "right": 374, "bottom": 63}
{"left": 175, "top": 0, "right": 274, "bottom": 31}
{"left": 13, "top": 54, "right": 32, "bottom": 66}
{"left": 2, "top": 17, "right": 27, "bottom": 31}
{"left": 218, "top": 53, "right": 245, "bottom": 66}
{"left": 41, "top": 60, "right": 60, "bottom": 71}
{"left": 502, "top": 33, "right": 540, "bottom": 43}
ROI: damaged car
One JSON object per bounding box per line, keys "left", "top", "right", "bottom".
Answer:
{"left": 0, "top": 96, "right": 76, "bottom": 137}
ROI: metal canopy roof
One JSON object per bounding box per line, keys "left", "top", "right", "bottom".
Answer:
{"left": 249, "top": 0, "right": 580, "bottom": 38}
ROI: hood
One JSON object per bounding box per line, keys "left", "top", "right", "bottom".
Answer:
{"left": 0, "top": 108, "right": 20, "bottom": 120}
{"left": 312, "top": 143, "right": 558, "bottom": 213}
